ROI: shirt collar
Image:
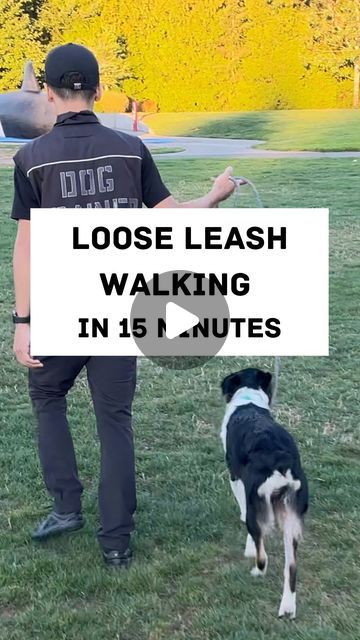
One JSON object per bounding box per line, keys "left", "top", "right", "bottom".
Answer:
{"left": 55, "top": 110, "right": 99, "bottom": 126}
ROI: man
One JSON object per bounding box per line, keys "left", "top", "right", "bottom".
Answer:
{"left": 12, "top": 43, "right": 235, "bottom": 568}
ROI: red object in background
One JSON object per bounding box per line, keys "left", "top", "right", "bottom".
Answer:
{"left": 132, "top": 100, "right": 138, "bottom": 132}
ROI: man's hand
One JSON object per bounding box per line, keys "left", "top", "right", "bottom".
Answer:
{"left": 210, "top": 166, "right": 236, "bottom": 205}
{"left": 155, "top": 165, "right": 238, "bottom": 209}
{"left": 13, "top": 324, "right": 43, "bottom": 368}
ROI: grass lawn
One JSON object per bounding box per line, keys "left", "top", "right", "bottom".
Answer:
{"left": 143, "top": 110, "right": 360, "bottom": 152}
{"left": 149, "top": 146, "right": 185, "bottom": 155}
{"left": 0, "top": 158, "right": 359, "bottom": 640}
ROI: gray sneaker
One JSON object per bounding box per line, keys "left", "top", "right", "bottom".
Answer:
{"left": 32, "top": 511, "right": 85, "bottom": 541}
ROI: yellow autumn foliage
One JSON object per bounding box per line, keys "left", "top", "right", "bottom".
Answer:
{"left": 0, "top": 0, "right": 357, "bottom": 109}
{"left": 0, "top": 0, "right": 43, "bottom": 91}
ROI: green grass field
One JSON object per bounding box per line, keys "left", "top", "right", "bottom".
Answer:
{"left": 150, "top": 146, "right": 185, "bottom": 155}
{"left": 143, "top": 110, "right": 360, "bottom": 151}
{"left": 0, "top": 158, "right": 359, "bottom": 640}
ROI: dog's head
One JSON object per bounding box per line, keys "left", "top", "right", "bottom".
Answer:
{"left": 221, "top": 367, "right": 272, "bottom": 403}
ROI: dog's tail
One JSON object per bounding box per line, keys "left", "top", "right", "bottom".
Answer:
{"left": 257, "top": 469, "right": 302, "bottom": 531}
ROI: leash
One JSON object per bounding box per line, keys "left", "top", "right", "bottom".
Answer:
{"left": 271, "top": 356, "right": 281, "bottom": 408}
{"left": 229, "top": 176, "right": 265, "bottom": 208}
{"left": 228, "top": 176, "right": 281, "bottom": 408}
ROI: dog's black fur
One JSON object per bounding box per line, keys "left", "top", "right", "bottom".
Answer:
{"left": 223, "top": 369, "right": 308, "bottom": 511}
{"left": 221, "top": 367, "right": 309, "bottom": 618}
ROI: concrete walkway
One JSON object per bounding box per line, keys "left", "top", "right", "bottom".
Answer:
{"left": 1, "top": 135, "right": 360, "bottom": 167}
{"left": 144, "top": 135, "right": 360, "bottom": 159}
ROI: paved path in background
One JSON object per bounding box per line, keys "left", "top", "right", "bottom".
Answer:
{"left": 1, "top": 136, "right": 360, "bottom": 167}
{"left": 144, "top": 135, "right": 360, "bottom": 159}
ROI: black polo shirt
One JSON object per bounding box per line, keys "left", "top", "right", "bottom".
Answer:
{"left": 11, "top": 111, "right": 171, "bottom": 219}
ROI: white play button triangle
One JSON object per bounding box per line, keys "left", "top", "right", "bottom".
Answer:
{"left": 165, "top": 302, "right": 199, "bottom": 340}
{"left": 130, "top": 269, "right": 230, "bottom": 359}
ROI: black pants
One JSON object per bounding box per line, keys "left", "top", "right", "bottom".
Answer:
{"left": 28, "top": 356, "right": 137, "bottom": 550}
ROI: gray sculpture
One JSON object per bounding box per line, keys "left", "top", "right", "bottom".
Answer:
{"left": 0, "top": 61, "right": 55, "bottom": 139}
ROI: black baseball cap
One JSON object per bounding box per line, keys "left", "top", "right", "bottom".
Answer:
{"left": 45, "top": 43, "right": 99, "bottom": 91}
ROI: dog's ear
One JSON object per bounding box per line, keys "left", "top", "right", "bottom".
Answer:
{"left": 221, "top": 371, "right": 243, "bottom": 402}
{"left": 257, "top": 370, "right": 272, "bottom": 395}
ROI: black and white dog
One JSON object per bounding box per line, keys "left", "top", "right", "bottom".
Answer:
{"left": 220, "top": 368, "right": 308, "bottom": 619}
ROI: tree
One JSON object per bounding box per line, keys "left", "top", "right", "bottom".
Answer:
{"left": 237, "top": 0, "right": 336, "bottom": 109}
{"left": 118, "top": 0, "right": 248, "bottom": 111}
{"left": 0, "top": 0, "right": 43, "bottom": 90}
{"left": 1, "top": 0, "right": 357, "bottom": 109}
{"left": 308, "top": 0, "right": 360, "bottom": 107}
{"left": 117, "top": 0, "right": 341, "bottom": 111}
{"left": 38, "top": 0, "right": 130, "bottom": 88}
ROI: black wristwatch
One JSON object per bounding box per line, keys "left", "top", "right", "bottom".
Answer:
{"left": 12, "top": 311, "right": 30, "bottom": 324}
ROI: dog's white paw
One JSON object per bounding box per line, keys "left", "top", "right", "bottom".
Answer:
{"left": 244, "top": 534, "right": 256, "bottom": 558}
{"left": 278, "top": 592, "right": 296, "bottom": 619}
{"left": 250, "top": 556, "right": 268, "bottom": 578}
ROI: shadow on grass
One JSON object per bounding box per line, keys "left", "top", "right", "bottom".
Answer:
{"left": 191, "top": 112, "right": 276, "bottom": 141}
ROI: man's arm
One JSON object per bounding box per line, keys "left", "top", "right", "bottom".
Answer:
{"left": 155, "top": 166, "right": 236, "bottom": 208}
{"left": 13, "top": 220, "right": 43, "bottom": 368}
{"left": 11, "top": 158, "right": 43, "bottom": 368}
{"left": 13, "top": 220, "right": 31, "bottom": 318}
{"left": 140, "top": 142, "right": 235, "bottom": 208}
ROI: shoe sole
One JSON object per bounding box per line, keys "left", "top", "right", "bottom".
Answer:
{"left": 32, "top": 521, "right": 85, "bottom": 541}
